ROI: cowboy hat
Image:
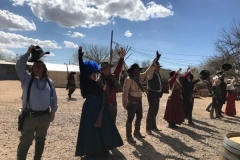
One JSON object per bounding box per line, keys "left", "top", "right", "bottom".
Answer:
{"left": 100, "top": 62, "right": 114, "bottom": 70}
{"left": 127, "top": 63, "right": 143, "bottom": 73}
{"left": 200, "top": 70, "right": 210, "bottom": 80}
{"left": 28, "top": 45, "right": 50, "bottom": 62}
{"left": 222, "top": 63, "right": 232, "bottom": 71}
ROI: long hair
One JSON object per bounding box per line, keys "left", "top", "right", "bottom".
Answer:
{"left": 31, "top": 60, "right": 49, "bottom": 78}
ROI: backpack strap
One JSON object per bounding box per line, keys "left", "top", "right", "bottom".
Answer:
{"left": 46, "top": 78, "right": 53, "bottom": 96}
{"left": 26, "top": 76, "right": 34, "bottom": 109}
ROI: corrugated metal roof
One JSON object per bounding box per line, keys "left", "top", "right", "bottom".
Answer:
{"left": 45, "top": 63, "right": 79, "bottom": 72}
{"left": 0, "top": 60, "right": 16, "bottom": 65}
{"left": 0, "top": 60, "right": 79, "bottom": 72}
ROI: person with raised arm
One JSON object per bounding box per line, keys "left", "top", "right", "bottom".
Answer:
{"left": 75, "top": 46, "right": 123, "bottom": 158}
{"left": 97, "top": 47, "right": 125, "bottom": 123}
{"left": 122, "top": 58, "right": 157, "bottom": 143}
{"left": 16, "top": 45, "right": 58, "bottom": 160}
{"left": 164, "top": 67, "right": 195, "bottom": 128}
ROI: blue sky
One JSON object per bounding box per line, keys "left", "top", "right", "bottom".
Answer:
{"left": 0, "top": 0, "right": 240, "bottom": 71}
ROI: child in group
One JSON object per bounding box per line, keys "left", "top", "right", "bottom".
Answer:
{"left": 209, "top": 78, "right": 222, "bottom": 119}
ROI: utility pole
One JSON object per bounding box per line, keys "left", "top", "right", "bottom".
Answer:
{"left": 109, "top": 30, "right": 113, "bottom": 64}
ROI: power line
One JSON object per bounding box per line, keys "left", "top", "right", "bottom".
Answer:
{"left": 112, "top": 40, "right": 212, "bottom": 57}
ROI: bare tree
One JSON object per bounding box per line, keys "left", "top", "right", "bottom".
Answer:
{"left": 0, "top": 52, "right": 5, "bottom": 60}
{"left": 200, "top": 20, "right": 240, "bottom": 82}
{"left": 0, "top": 52, "right": 20, "bottom": 62}
{"left": 71, "top": 43, "right": 109, "bottom": 64}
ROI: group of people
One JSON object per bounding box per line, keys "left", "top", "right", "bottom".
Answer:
{"left": 15, "top": 45, "right": 237, "bottom": 160}
{"left": 206, "top": 75, "right": 237, "bottom": 118}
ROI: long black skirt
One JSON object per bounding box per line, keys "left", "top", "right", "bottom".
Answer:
{"left": 75, "top": 96, "right": 123, "bottom": 156}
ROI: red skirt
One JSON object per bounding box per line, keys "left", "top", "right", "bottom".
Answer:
{"left": 164, "top": 93, "right": 184, "bottom": 124}
{"left": 225, "top": 93, "right": 236, "bottom": 116}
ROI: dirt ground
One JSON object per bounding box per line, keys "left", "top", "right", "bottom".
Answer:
{"left": 0, "top": 80, "right": 239, "bottom": 160}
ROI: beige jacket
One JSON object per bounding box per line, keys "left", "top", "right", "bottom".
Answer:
{"left": 122, "top": 65, "right": 155, "bottom": 107}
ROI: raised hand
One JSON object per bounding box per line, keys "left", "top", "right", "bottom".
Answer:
{"left": 156, "top": 50, "right": 161, "bottom": 60}
{"left": 27, "top": 45, "right": 34, "bottom": 54}
{"left": 119, "top": 47, "right": 126, "bottom": 58}
{"left": 78, "top": 46, "right": 84, "bottom": 57}
{"left": 177, "top": 68, "right": 182, "bottom": 73}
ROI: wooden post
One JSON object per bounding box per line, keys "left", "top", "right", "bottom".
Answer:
{"left": 109, "top": 30, "right": 113, "bottom": 64}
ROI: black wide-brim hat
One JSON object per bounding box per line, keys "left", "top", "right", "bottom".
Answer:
{"left": 127, "top": 63, "right": 143, "bottom": 73}
{"left": 200, "top": 70, "right": 210, "bottom": 80}
{"left": 222, "top": 63, "right": 232, "bottom": 71}
{"left": 28, "top": 45, "right": 50, "bottom": 62}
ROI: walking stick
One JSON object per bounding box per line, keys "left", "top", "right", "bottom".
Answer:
{"left": 66, "top": 64, "right": 69, "bottom": 90}
{"left": 94, "top": 73, "right": 106, "bottom": 128}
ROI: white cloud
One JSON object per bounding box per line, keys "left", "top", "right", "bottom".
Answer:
{"left": 10, "top": 0, "right": 174, "bottom": 28}
{"left": 0, "top": 31, "right": 61, "bottom": 56}
{"left": 0, "top": 9, "right": 36, "bottom": 31}
{"left": 63, "top": 41, "right": 78, "bottom": 48}
{"left": 0, "top": 48, "right": 15, "bottom": 57}
{"left": 124, "top": 30, "right": 132, "bottom": 37}
{"left": 66, "top": 31, "right": 86, "bottom": 38}
{"left": 166, "top": 2, "right": 173, "bottom": 9}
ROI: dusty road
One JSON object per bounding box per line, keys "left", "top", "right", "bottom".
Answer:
{"left": 0, "top": 80, "right": 239, "bottom": 160}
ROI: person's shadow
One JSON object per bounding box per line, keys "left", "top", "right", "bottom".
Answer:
{"left": 128, "top": 136, "right": 183, "bottom": 160}
{"left": 156, "top": 132, "right": 198, "bottom": 160}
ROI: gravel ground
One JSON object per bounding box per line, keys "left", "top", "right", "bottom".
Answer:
{"left": 0, "top": 80, "right": 239, "bottom": 160}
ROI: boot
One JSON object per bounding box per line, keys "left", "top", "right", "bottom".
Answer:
{"left": 168, "top": 122, "right": 178, "bottom": 128}
{"left": 152, "top": 120, "right": 161, "bottom": 131}
{"left": 210, "top": 108, "right": 214, "bottom": 119}
{"left": 17, "top": 142, "right": 30, "bottom": 160}
{"left": 218, "top": 108, "right": 224, "bottom": 117}
{"left": 133, "top": 119, "right": 145, "bottom": 138}
{"left": 146, "top": 130, "right": 153, "bottom": 135}
{"left": 206, "top": 103, "right": 212, "bottom": 112}
{"left": 215, "top": 108, "right": 221, "bottom": 119}
{"left": 152, "top": 127, "right": 161, "bottom": 131}
{"left": 188, "top": 113, "right": 195, "bottom": 125}
{"left": 126, "top": 122, "right": 136, "bottom": 143}
{"left": 34, "top": 141, "right": 45, "bottom": 160}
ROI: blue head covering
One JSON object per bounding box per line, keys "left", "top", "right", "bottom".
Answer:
{"left": 81, "top": 60, "right": 100, "bottom": 77}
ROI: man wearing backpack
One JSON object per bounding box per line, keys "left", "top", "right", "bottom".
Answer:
{"left": 15, "top": 45, "right": 58, "bottom": 160}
